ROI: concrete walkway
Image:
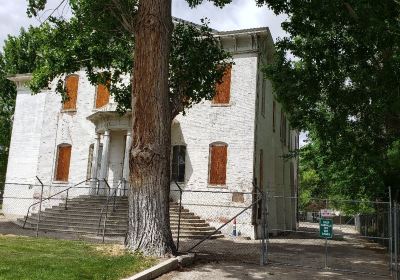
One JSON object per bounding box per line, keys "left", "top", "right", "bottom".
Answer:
{"left": 158, "top": 261, "right": 390, "bottom": 280}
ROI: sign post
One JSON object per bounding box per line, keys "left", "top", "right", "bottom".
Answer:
{"left": 320, "top": 218, "right": 333, "bottom": 269}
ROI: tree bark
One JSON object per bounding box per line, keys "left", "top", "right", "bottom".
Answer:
{"left": 126, "top": 0, "right": 176, "bottom": 256}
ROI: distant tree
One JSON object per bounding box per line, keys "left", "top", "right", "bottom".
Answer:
{"left": 264, "top": 1, "right": 400, "bottom": 201}
{"left": 0, "top": 27, "right": 43, "bottom": 194}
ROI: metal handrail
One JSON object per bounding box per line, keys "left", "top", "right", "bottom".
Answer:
{"left": 97, "top": 179, "right": 123, "bottom": 243}
{"left": 174, "top": 181, "right": 183, "bottom": 251}
{"left": 23, "top": 177, "right": 95, "bottom": 228}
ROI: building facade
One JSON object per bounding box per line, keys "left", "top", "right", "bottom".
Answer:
{"left": 3, "top": 26, "right": 299, "bottom": 239}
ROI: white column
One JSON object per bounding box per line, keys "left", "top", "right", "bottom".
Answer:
{"left": 99, "top": 130, "right": 111, "bottom": 195}
{"left": 121, "top": 131, "right": 132, "bottom": 196}
{"left": 90, "top": 133, "right": 101, "bottom": 194}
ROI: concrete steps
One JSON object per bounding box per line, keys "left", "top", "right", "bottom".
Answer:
{"left": 16, "top": 195, "right": 223, "bottom": 240}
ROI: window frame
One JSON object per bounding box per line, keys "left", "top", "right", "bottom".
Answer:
{"left": 208, "top": 142, "right": 228, "bottom": 187}
{"left": 54, "top": 143, "right": 72, "bottom": 182}
{"left": 171, "top": 145, "right": 186, "bottom": 183}
{"left": 272, "top": 100, "right": 276, "bottom": 132}
{"left": 94, "top": 82, "right": 110, "bottom": 109}
{"left": 212, "top": 64, "right": 232, "bottom": 106}
{"left": 62, "top": 74, "right": 79, "bottom": 112}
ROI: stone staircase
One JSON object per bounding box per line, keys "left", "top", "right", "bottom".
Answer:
{"left": 16, "top": 195, "right": 223, "bottom": 239}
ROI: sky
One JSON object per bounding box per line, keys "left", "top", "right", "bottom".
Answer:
{"left": 0, "top": 0, "right": 288, "bottom": 48}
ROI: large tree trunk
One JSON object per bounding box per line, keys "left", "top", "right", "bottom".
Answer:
{"left": 126, "top": 0, "right": 176, "bottom": 256}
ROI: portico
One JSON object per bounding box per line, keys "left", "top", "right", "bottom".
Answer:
{"left": 87, "top": 111, "right": 132, "bottom": 196}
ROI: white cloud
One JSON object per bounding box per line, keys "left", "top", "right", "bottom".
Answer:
{"left": 0, "top": 1, "right": 287, "bottom": 49}
{"left": 172, "top": 0, "right": 287, "bottom": 40}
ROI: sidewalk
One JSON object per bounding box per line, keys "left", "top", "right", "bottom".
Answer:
{"left": 158, "top": 260, "right": 390, "bottom": 280}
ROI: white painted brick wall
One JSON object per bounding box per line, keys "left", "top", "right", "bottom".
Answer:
{"left": 3, "top": 29, "right": 296, "bottom": 240}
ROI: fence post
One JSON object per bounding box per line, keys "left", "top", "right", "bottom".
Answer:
{"left": 394, "top": 202, "right": 399, "bottom": 280}
{"left": 35, "top": 177, "right": 44, "bottom": 238}
{"left": 389, "top": 187, "right": 393, "bottom": 276}
{"left": 260, "top": 189, "right": 268, "bottom": 266}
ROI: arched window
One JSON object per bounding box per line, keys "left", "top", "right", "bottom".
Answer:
{"left": 55, "top": 144, "right": 72, "bottom": 182}
{"left": 171, "top": 145, "right": 186, "bottom": 182}
{"left": 95, "top": 82, "right": 110, "bottom": 109}
{"left": 63, "top": 74, "right": 79, "bottom": 110}
{"left": 213, "top": 65, "right": 232, "bottom": 105}
{"left": 209, "top": 142, "right": 228, "bottom": 185}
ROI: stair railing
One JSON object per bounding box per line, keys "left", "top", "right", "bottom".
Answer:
{"left": 23, "top": 177, "right": 95, "bottom": 229}
{"left": 97, "top": 179, "right": 122, "bottom": 243}
{"left": 174, "top": 181, "right": 183, "bottom": 251}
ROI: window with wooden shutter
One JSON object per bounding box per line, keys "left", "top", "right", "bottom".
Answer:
{"left": 63, "top": 75, "right": 79, "bottom": 110}
{"left": 209, "top": 143, "right": 228, "bottom": 185}
{"left": 95, "top": 83, "right": 110, "bottom": 108}
{"left": 55, "top": 144, "right": 72, "bottom": 182}
{"left": 213, "top": 65, "right": 232, "bottom": 105}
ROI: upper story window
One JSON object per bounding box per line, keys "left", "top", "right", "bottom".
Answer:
{"left": 272, "top": 100, "right": 276, "bottom": 132}
{"left": 213, "top": 65, "right": 232, "bottom": 105}
{"left": 55, "top": 144, "right": 72, "bottom": 182}
{"left": 95, "top": 82, "right": 110, "bottom": 109}
{"left": 62, "top": 74, "right": 79, "bottom": 110}
{"left": 280, "top": 111, "right": 287, "bottom": 144}
{"left": 261, "top": 79, "right": 266, "bottom": 117}
{"left": 171, "top": 145, "right": 186, "bottom": 183}
{"left": 209, "top": 142, "right": 228, "bottom": 185}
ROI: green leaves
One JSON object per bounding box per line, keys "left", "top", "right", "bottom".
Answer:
{"left": 23, "top": 2, "right": 231, "bottom": 116}
{"left": 264, "top": 1, "right": 400, "bottom": 201}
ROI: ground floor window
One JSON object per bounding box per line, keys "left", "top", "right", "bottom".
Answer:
{"left": 55, "top": 144, "right": 72, "bottom": 182}
{"left": 209, "top": 142, "right": 228, "bottom": 185}
{"left": 171, "top": 145, "right": 186, "bottom": 182}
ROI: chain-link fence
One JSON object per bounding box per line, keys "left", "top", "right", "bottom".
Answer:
{"left": 266, "top": 191, "right": 399, "bottom": 278}
{"left": 170, "top": 187, "right": 266, "bottom": 264}
{"left": 1, "top": 179, "right": 400, "bottom": 278}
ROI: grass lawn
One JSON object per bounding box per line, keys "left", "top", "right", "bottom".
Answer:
{"left": 0, "top": 235, "right": 156, "bottom": 280}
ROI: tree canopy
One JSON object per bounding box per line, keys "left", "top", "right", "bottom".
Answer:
{"left": 264, "top": 1, "right": 400, "bottom": 201}
{"left": 25, "top": 1, "right": 231, "bottom": 116}
{"left": 0, "top": 26, "right": 43, "bottom": 190}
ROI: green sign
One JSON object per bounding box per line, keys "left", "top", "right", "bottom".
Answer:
{"left": 319, "top": 219, "right": 333, "bottom": 238}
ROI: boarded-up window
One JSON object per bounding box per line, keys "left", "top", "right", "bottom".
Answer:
{"left": 95, "top": 83, "right": 110, "bottom": 108}
{"left": 209, "top": 143, "right": 228, "bottom": 185}
{"left": 63, "top": 75, "right": 79, "bottom": 110}
{"left": 261, "top": 79, "right": 266, "bottom": 117}
{"left": 171, "top": 145, "right": 186, "bottom": 182}
{"left": 280, "top": 111, "right": 287, "bottom": 144}
{"left": 213, "top": 65, "right": 232, "bottom": 104}
{"left": 272, "top": 101, "right": 276, "bottom": 132}
{"left": 55, "top": 144, "right": 72, "bottom": 181}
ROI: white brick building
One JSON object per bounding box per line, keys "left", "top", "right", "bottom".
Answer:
{"left": 3, "top": 25, "right": 299, "bottom": 239}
